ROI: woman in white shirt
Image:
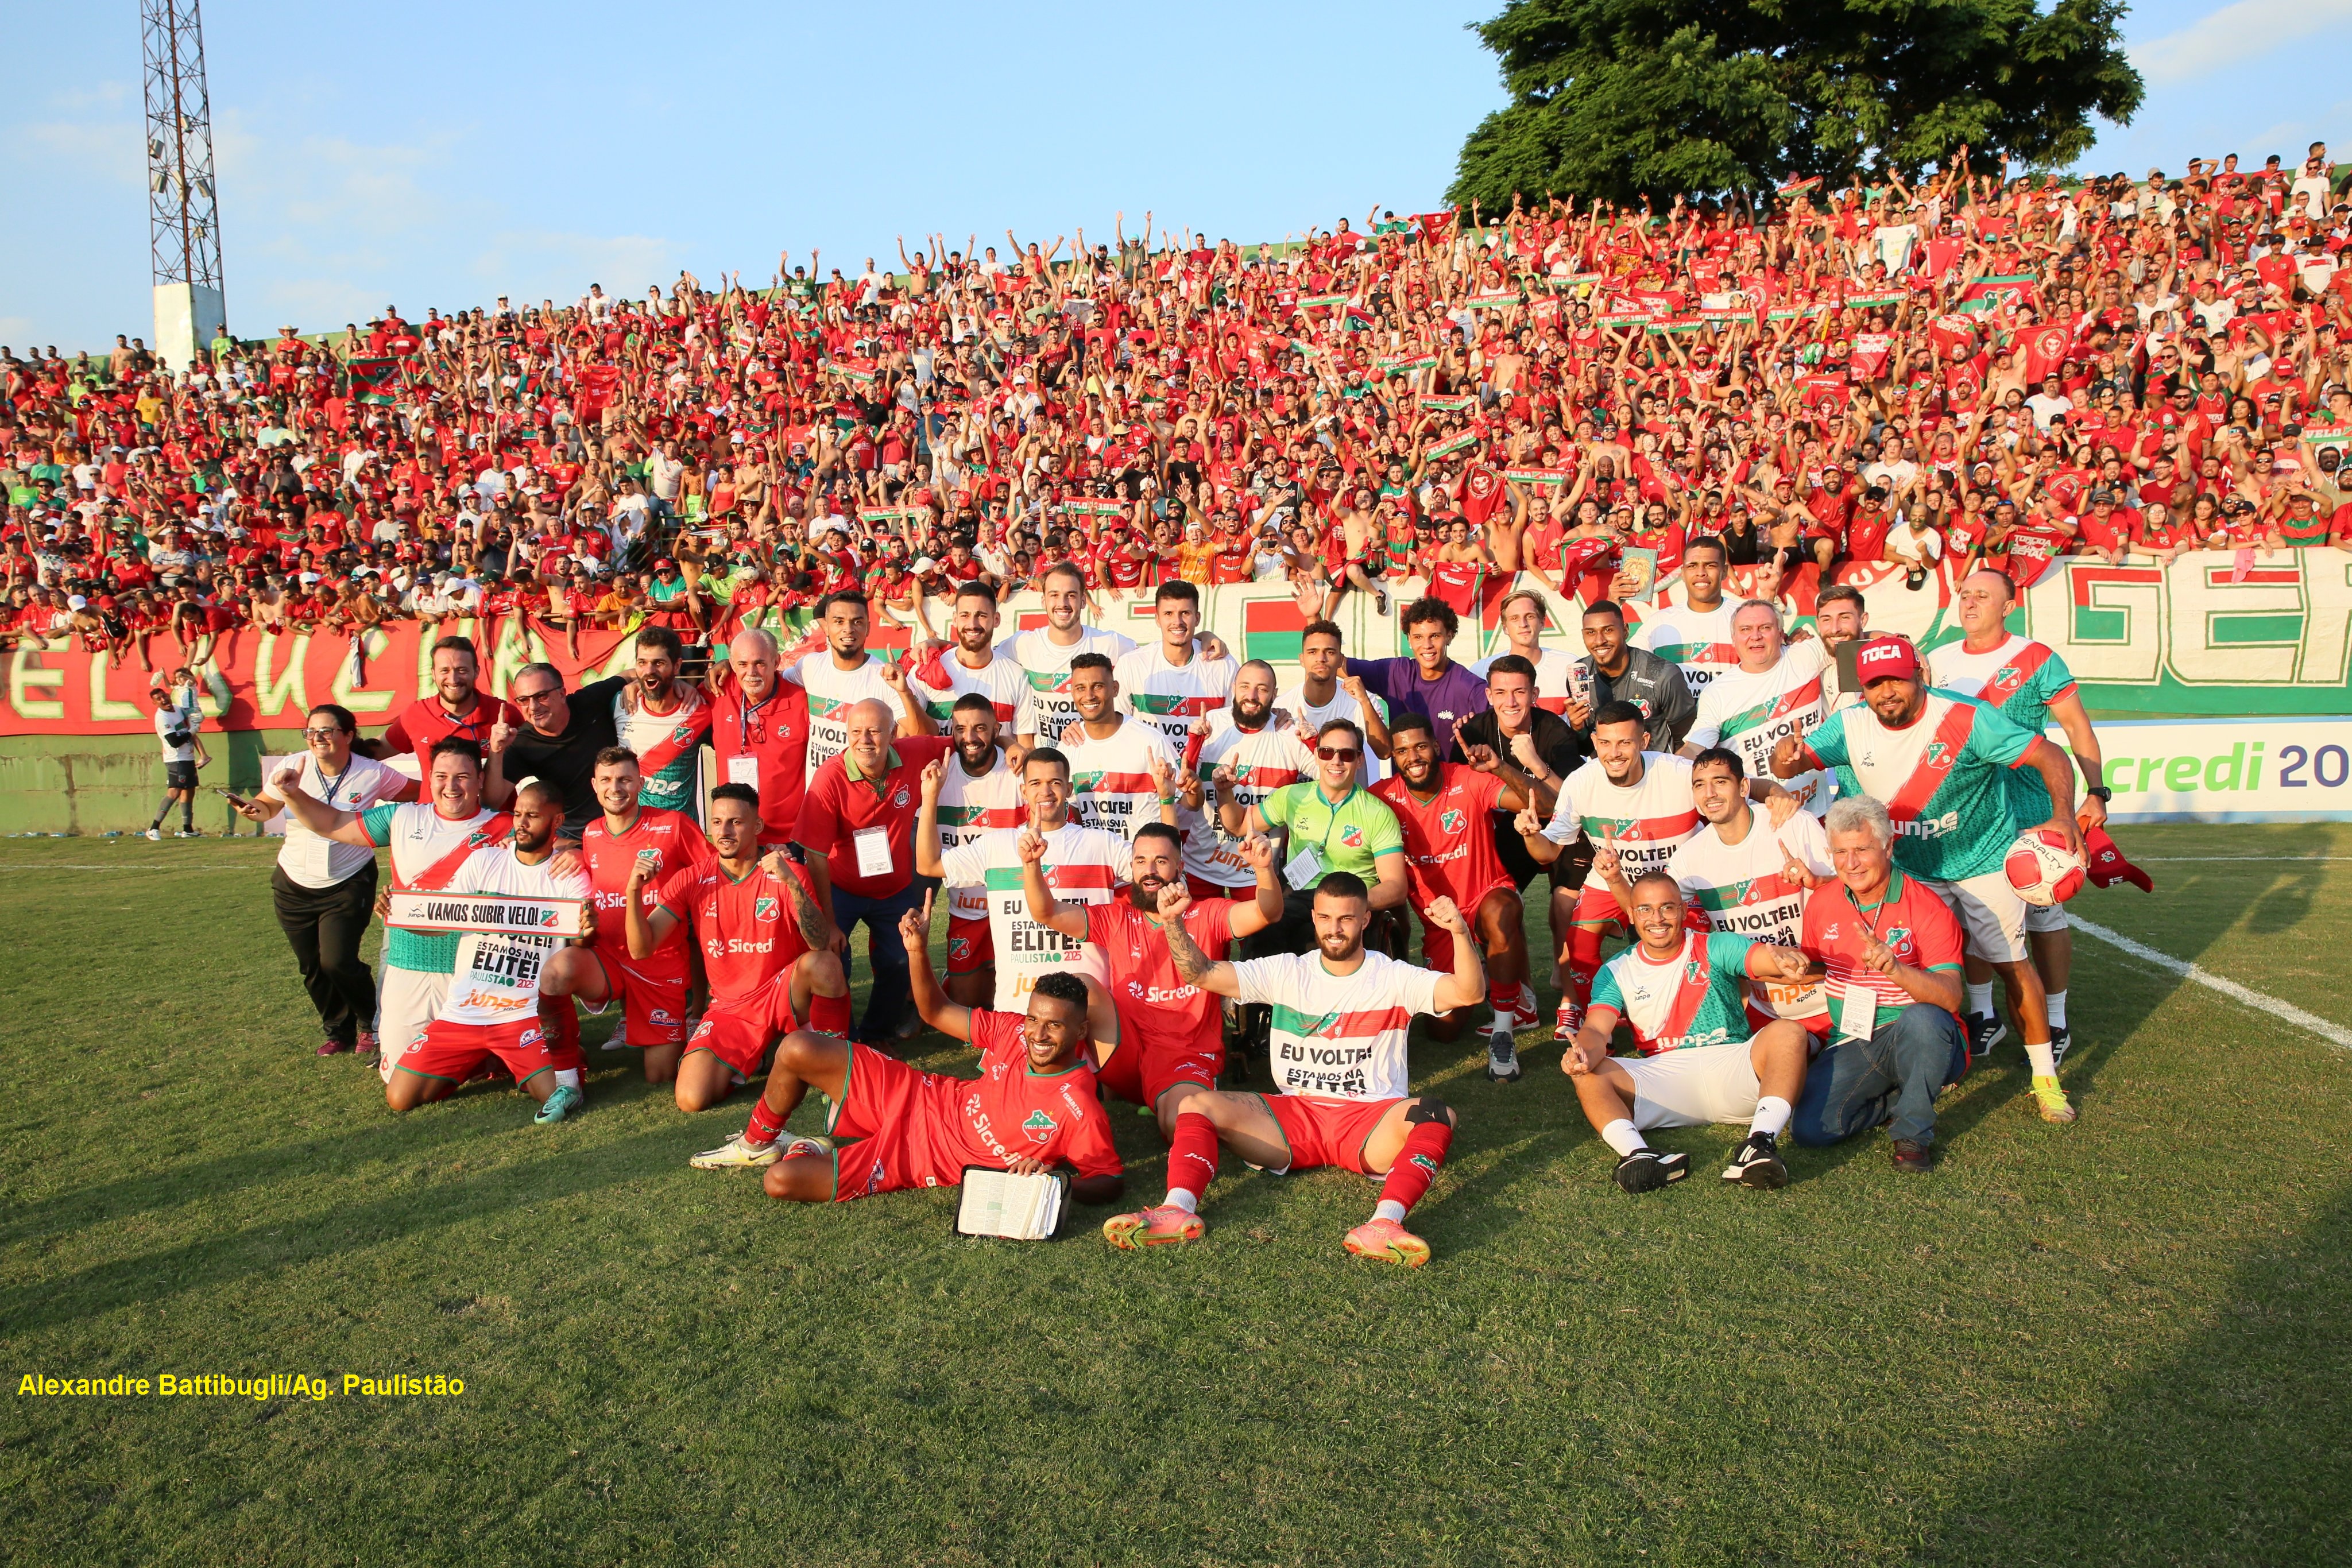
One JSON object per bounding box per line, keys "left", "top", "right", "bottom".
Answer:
{"left": 227, "top": 702, "right": 415, "bottom": 1058}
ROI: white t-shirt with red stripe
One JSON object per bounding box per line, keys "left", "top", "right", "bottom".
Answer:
{"left": 1664, "top": 808, "right": 1835, "bottom": 1021}
{"left": 1058, "top": 717, "right": 1178, "bottom": 840}
{"left": 1113, "top": 642, "right": 1237, "bottom": 753}
{"left": 438, "top": 846, "right": 591, "bottom": 1027}
{"left": 937, "top": 821, "right": 1129, "bottom": 1011}
{"left": 1633, "top": 601, "right": 1742, "bottom": 695}
{"left": 1685, "top": 638, "right": 1834, "bottom": 814}
{"left": 1539, "top": 752, "right": 1702, "bottom": 891}
{"left": 784, "top": 651, "right": 902, "bottom": 780}
{"left": 1002, "top": 625, "right": 1135, "bottom": 740}
{"left": 1188, "top": 714, "right": 1314, "bottom": 889}
{"left": 1229, "top": 948, "right": 1445, "bottom": 1102}
{"left": 909, "top": 650, "right": 1038, "bottom": 735}
{"left": 933, "top": 753, "right": 1025, "bottom": 924}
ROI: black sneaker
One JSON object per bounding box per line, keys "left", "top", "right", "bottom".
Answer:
{"left": 1891, "top": 1138, "right": 1934, "bottom": 1173}
{"left": 1722, "top": 1130, "right": 1788, "bottom": 1189}
{"left": 1966, "top": 1012, "right": 2009, "bottom": 1059}
{"left": 1484, "top": 1028, "right": 1522, "bottom": 1083}
{"left": 1612, "top": 1148, "right": 1690, "bottom": 1194}
{"left": 2047, "top": 1025, "right": 2071, "bottom": 1071}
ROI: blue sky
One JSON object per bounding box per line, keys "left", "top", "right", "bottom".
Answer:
{"left": 4, "top": 0, "right": 2350, "bottom": 354}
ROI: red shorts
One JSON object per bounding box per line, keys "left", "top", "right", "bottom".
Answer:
{"left": 1417, "top": 879, "right": 1515, "bottom": 970}
{"left": 1095, "top": 1033, "right": 1224, "bottom": 1109}
{"left": 824, "top": 1041, "right": 956, "bottom": 1200}
{"left": 585, "top": 946, "right": 690, "bottom": 1047}
{"left": 1259, "top": 1092, "right": 1403, "bottom": 1175}
{"left": 400, "top": 1017, "right": 555, "bottom": 1085}
{"left": 946, "top": 913, "right": 992, "bottom": 976}
{"left": 683, "top": 972, "right": 800, "bottom": 1076}
{"left": 1566, "top": 883, "right": 1629, "bottom": 929}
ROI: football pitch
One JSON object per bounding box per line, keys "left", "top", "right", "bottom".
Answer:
{"left": 3, "top": 825, "right": 2349, "bottom": 1566}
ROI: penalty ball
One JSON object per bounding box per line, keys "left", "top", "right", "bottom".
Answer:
{"left": 2004, "top": 827, "right": 2086, "bottom": 908}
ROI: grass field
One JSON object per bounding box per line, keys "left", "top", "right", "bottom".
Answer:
{"left": 3, "top": 823, "right": 2350, "bottom": 1566}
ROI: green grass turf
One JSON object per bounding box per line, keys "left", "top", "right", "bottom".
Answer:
{"left": 2, "top": 824, "right": 2350, "bottom": 1566}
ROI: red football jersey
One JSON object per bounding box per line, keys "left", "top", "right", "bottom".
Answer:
{"left": 1372, "top": 764, "right": 1513, "bottom": 910}
{"left": 650, "top": 858, "right": 818, "bottom": 1002}
{"left": 581, "top": 806, "right": 713, "bottom": 977}
{"left": 1085, "top": 894, "right": 1237, "bottom": 1064}
{"left": 923, "top": 1010, "right": 1123, "bottom": 1179}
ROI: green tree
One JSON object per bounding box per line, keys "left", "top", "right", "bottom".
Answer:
{"left": 1448, "top": 0, "right": 2144, "bottom": 210}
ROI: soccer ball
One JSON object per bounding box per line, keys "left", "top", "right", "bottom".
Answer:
{"left": 2003, "top": 828, "right": 2086, "bottom": 908}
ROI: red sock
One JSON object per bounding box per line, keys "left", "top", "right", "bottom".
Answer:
{"left": 1566, "top": 924, "right": 1606, "bottom": 1007}
{"left": 1377, "top": 1121, "right": 1454, "bottom": 1215}
{"left": 809, "top": 992, "right": 852, "bottom": 1036}
{"left": 1165, "top": 1111, "right": 1220, "bottom": 1206}
{"left": 745, "top": 1097, "right": 788, "bottom": 1147}
{"left": 538, "top": 997, "right": 583, "bottom": 1071}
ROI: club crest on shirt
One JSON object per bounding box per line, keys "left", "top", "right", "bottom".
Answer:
{"left": 1924, "top": 741, "right": 1952, "bottom": 769}
{"left": 753, "top": 896, "right": 779, "bottom": 923}
{"left": 1438, "top": 808, "right": 1465, "bottom": 834}
{"left": 1022, "top": 1109, "right": 1057, "bottom": 1135}
{"left": 1340, "top": 825, "right": 1364, "bottom": 848}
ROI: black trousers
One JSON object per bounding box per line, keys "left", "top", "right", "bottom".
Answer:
{"left": 272, "top": 861, "right": 378, "bottom": 1047}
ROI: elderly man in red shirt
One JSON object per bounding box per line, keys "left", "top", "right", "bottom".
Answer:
{"left": 793, "top": 696, "right": 953, "bottom": 1046}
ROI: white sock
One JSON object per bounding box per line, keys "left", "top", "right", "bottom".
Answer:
{"left": 554, "top": 1068, "right": 582, "bottom": 1090}
{"left": 1750, "top": 1096, "right": 1792, "bottom": 1139}
{"left": 2046, "top": 990, "right": 2068, "bottom": 1029}
{"left": 1490, "top": 1008, "right": 1511, "bottom": 1033}
{"left": 1966, "top": 981, "right": 1994, "bottom": 1016}
{"left": 1600, "top": 1118, "right": 1647, "bottom": 1158}
{"left": 1372, "top": 1199, "right": 1409, "bottom": 1224}
{"left": 1163, "top": 1188, "right": 1200, "bottom": 1214}
{"left": 2023, "top": 1037, "right": 2058, "bottom": 1078}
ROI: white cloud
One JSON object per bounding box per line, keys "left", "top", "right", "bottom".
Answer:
{"left": 2134, "top": 0, "right": 2352, "bottom": 84}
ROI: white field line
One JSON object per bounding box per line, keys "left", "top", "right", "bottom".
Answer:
{"left": 2067, "top": 915, "right": 2352, "bottom": 1050}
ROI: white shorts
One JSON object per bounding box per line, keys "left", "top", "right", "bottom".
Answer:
{"left": 2025, "top": 901, "right": 2069, "bottom": 935}
{"left": 1620, "top": 1037, "right": 1762, "bottom": 1131}
{"left": 1923, "top": 870, "right": 2030, "bottom": 965}
{"left": 376, "top": 966, "right": 451, "bottom": 1085}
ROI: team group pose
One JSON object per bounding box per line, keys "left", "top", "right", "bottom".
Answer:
{"left": 255, "top": 562, "right": 2134, "bottom": 1269}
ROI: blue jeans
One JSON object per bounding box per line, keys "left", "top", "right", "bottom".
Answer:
{"left": 829, "top": 877, "right": 932, "bottom": 1042}
{"left": 1792, "top": 1004, "right": 1968, "bottom": 1148}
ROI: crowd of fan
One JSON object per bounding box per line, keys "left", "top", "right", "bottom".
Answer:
{"left": 10, "top": 143, "right": 2352, "bottom": 677}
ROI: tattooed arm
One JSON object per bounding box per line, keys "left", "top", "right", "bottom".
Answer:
{"left": 761, "top": 850, "right": 838, "bottom": 951}
{"left": 1158, "top": 881, "right": 1243, "bottom": 998}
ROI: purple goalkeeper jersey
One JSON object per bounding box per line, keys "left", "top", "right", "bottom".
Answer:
{"left": 1345, "top": 656, "right": 1492, "bottom": 734}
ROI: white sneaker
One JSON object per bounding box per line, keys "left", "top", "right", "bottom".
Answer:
{"left": 691, "top": 1134, "right": 778, "bottom": 1170}
{"left": 144, "top": 828, "right": 161, "bottom": 841}
{"left": 602, "top": 1020, "right": 629, "bottom": 1052}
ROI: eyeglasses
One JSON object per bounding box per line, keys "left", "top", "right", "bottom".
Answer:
{"left": 512, "top": 686, "right": 562, "bottom": 705}
{"left": 1317, "top": 747, "right": 1360, "bottom": 762}
{"left": 301, "top": 727, "right": 347, "bottom": 740}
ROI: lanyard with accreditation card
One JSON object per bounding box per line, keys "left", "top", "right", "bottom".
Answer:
{"left": 1837, "top": 884, "right": 1902, "bottom": 1042}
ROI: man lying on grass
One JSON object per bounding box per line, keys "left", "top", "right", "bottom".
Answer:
{"left": 693, "top": 891, "right": 1125, "bottom": 1207}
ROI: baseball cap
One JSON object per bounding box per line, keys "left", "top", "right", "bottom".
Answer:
{"left": 1854, "top": 637, "right": 1919, "bottom": 684}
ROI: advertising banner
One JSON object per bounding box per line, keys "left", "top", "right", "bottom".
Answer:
{"left": 10, "top": 553, "right": 2351, "bottom": 821}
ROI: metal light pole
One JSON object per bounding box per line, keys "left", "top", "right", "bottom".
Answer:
{"left": 142, "top": 0, "right": 226, "bottom": 370}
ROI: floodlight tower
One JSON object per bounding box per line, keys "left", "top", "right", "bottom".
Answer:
{"left": 142, "top": 0, "right": 226, "bottom": 370}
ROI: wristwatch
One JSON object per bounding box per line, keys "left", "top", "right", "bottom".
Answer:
{"left": 2085, "top": 785, "right": 2113, "bottom": 802}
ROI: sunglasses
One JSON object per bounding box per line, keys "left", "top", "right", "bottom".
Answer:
{"left": 1316, "top": 746, "right": 1361, "bottom": 762}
